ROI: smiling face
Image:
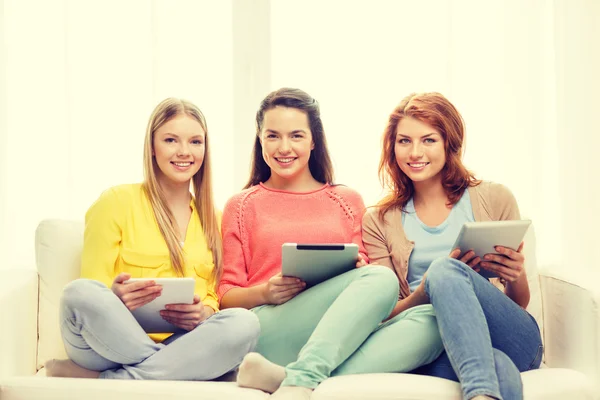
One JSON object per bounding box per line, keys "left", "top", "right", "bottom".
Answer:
{"left": 395, "top": 116, "right": 446, "bottom": 185}
{"left": 153, "top": 113, "right": 205, "bottom": 187}
{"left": 260, "top": 106, "right": 315, "bottom": 187}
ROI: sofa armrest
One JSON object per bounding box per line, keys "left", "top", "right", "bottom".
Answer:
{"left": 0, "top": 268, "right": 39, "bottom": 378}
{"left": 540, "top": 269, "right": 600, "bottom": 388}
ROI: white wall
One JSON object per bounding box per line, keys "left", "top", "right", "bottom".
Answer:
{"left": 1, "top": 0, "right": 235, "bottom": 269}
{"left": 1, "top": 0, "right": 598, "bottom": 279}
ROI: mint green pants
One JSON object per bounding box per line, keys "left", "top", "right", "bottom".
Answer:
{"left": 252, "top": 266, "right": 444, "bottom": 388}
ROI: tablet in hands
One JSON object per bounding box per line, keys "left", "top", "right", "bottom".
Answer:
{"left": 451, "top": 220, "right": 531, "bottom": 279}
{"left": 125, "top": 277, "right": 195, "bottom": 333}
{"left": 281, "top": 243, "right": 359, "bottom": 287}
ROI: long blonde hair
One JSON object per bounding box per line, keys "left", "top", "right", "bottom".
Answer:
{"left": 142, "top": 98, "right": 222, "bottom": 283}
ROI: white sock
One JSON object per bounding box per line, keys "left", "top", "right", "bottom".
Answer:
{"left": 236, "top": 352, "right": 286, "bottom": 393}
{"left": 270, "top": 386, "right": 313, "bottom": 400}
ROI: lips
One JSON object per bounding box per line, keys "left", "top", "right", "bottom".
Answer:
{"left": 408, "top": 162, "right": 429, "bottom": 168}
{"left": 275, "top": 157, "right": 295, "bottom": 165}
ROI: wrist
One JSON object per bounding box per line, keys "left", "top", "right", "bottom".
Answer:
{"left": 258, "top": 283, "right": 270, "bottom": 304}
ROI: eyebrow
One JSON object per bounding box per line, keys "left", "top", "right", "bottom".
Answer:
{"left": 265, "top": 129, "right": 307, "bottom": 134}
{"left": 162, "top": 133, "right": 205, "bottom": 139}
{"left": 396, "top": 132, "right": 439, "bottom": 138}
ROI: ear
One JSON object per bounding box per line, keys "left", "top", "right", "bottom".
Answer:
{"left": 311, "top": 141, "right": 315, "bottom": 150}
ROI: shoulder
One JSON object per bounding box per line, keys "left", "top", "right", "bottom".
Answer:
{"left": 222, "top": 185, "right": 262, "bottom": 217}
{"left": 362, "top": 205, "right": 401, "bottom": 229}
{"left": 470, "top": 181, "right": 519, "bottom": 220}
{"left": 89, "top": 183, "right": 140, "bottom": 210}
{"left": 328, "top": 184, "right": 365, "bottom": 206}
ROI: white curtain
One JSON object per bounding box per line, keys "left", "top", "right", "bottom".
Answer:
{"left": 1, "top": 0, "right": 598, "bottom": 279}
{"left": 0, "top": 0, "right": 235, "bottom": 268}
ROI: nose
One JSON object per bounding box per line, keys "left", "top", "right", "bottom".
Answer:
{"left": 177, "top": 142, "right": 191, "bottom": 156}
{"left": 409, "top": 142, "right": 423, "bottom": 159}
{"left": 278, "top": 137, "right": 292, "bottom": 154}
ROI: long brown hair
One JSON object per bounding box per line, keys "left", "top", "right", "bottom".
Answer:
{"left": 142, "top": 98, "right": 222, "bottom": 283}
{"left": 244, "top": 87, "right": 334, "bottom": 188}
{"left": 378, "top": 92, "right": 480, "bottom": 217}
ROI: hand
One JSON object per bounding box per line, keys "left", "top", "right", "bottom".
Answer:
{"left": 479, "top": 242, "right": 525, "bottom": 283}
{"left": 111, "top": 273, "right": 162, "bottom": 311}
{"left": 356, "top": 254, "right": 368, "bottom": 267}
{"left": 161, "top": 295, "right": 212, "bottom": 331}
{"left": 450, "top": 248, "right": 482, "bottom": 272}
{"left": 413, "top": 273, "right": 430, "bottom": 303}
{"left": 263, "top": 273, "right": 306, "bottom": 305}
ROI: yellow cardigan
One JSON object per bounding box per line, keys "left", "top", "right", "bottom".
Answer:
{"left": 81, "top": 184, "right": 220, "bottom": 339}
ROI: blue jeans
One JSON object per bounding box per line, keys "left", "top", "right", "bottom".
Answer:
{"left": 413, "top": 257, "right": 543, "bottom": 400}
{"left": 60, "top": 279, "right": 260, "bottom": 380}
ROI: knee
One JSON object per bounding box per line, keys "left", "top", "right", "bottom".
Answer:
{"left": 427, "top": 256, "right": 469, "bottom": 286}
{"left": 61, "top": 279, "right": 106, "bottom": 311}
{"left": 362, "top": 265, "right": 400, "bottom": 303}
{"left": 216, "top": 308, "right": 261, "bottom": 350}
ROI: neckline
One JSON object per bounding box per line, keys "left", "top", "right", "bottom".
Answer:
{"left": 258, "top": 182, "right": 330, "bottom": 195}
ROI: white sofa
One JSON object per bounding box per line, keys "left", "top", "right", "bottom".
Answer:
{"left": 0, "top": 219, "right": 598, "bottom": 400}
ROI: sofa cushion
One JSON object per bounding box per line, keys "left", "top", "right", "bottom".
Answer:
{"left": 35, "top": 219, "right": 84, "bottom": 369}
{"left": 311, "top": 369, "right": 596, "bottom": 400}
{"left": 0, "top": 378, "right": 268, "bottom": 400}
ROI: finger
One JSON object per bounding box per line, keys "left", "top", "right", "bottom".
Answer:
{"left": 449, "top": 248, "right": 461, "bottom": 259}
{"left": 495, "top": 245, "right": 524, "bottom": 262}
{"left": 276, "top": 286, "right": 304, "bottom": 298}
{"left": 275, "top": 281, "right": 305, "bottom": 292}
{"left": 480, "top": 261, "right": 520, "bottom": 280}
{"left": 459, "top": 250, "right": 475, "bottom": 264}
{"left": 127, "top": 293, "right": 160, "bottom": 311}
{"left": 468, "top": 257, "right": 481, "bottom": 268}
{"left": 163, "top": 318, "right": 195, "bottom": 331}
{"left": 483, "top": 253, "right": 520, "bottom": 270}
{"left": 124, "top": 280, "right": 161, "bottom": 293}
{"left": 113, "top": 272, "right": 131, "bottom": 284}
{"left": 163, "top": 302, "right": 201, "bottom": 312}
{"left": 121, "top": 285, "right": 162, "bottom": 303}
{"left": 273, "top": 276, "right": 304, "bottom": 286}
{"left": 161, "top": 311, "right": 201, "bottom": 321}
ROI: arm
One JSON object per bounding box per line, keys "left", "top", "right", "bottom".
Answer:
{"left": 81, "top": 187, "right": 123, "bottom": 286}
{"left": 490, "top": 184, "right": 530, "bottom": 308}
{"left": 218, "top": 196, "right": 257, "bottom": 309}
{"left": 362, "top": 210, "right": 425, "bottom": 319}
{"left": 348, "top": 192, "right": 369, "bottom": 264}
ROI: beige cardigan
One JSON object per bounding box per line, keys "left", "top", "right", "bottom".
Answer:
{"left": 362, "top": 181, "right": 520, "bottom": 299}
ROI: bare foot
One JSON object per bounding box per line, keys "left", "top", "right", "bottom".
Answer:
{"left": 45, "top": 359, "right": 100, "bottom": 379}
{"left": 236, "top": 352, "right": 286, "bottom": 393}
{"left": 270, "top": 386, "right": 313, "bottom": 400}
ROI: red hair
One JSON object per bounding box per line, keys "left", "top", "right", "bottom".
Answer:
{"left": 377, "top": 92, "right": 480, "bottom": 218}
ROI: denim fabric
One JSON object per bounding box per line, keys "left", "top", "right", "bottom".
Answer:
{"left": 60, "top": 279, "right": 260, "bottom": 380}
{"left": 418, "top": 257, "right": 542, "bottom": 400}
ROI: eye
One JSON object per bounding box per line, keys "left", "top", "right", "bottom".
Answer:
{"left": 292, "top": 133, "right": 304, "bottom": 139}
{"left": 164, "top": 138, "right": 176, "bottom": 143}
{"left": 191, "top": 139, "right": 204, "bottom": 145}
{"left": 424, "top": 138, "right": 436, "bottom": 144}
{"left": 266, "top": 133, "right": 277, "bottom": 139}
{"left": 397, "top": 138, "right": 410, "bottom": 144}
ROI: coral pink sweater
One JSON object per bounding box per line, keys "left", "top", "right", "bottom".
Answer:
{"left": 218, "top": 183, "right": 369, "bottom": 299}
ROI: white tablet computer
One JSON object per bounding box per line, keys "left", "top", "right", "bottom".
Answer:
{"left": 281, "top": 243, "right": 359, "bottom": 287}
{"left": 125, "top": 277, "right": 195, "bottom": 333}
{"left": 452, "top": 220, "right": 532, "bottom": 279}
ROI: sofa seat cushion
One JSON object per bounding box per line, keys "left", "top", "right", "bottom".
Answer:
{"left": 0, "top": 377, "right": 269, "bottom": 400}
{"left": 311, "top": 369, "right": 596, "bottom": 400}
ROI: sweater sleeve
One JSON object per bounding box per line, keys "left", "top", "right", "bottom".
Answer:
{"left": 340, "top": 187, "right": 369, "bottom": 264}
{"left": 81, "top": 187, "right": 124, "bottom": 287}
{"left": 218, "top": 194, "right": 249, "bottom": 299}
{"left": 362, "top": 208, "right": 394, "bottom": 269}
{"left": 491, "top": 183, "right": 521, "bottom": 221}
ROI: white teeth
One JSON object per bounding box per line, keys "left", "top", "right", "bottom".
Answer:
{"left": 173, "top": 162, "right": 191, "bottom": 167}
{"left": 277, "top": 158, "right": 294, "bottom": 163}
{"left": 409, "top": 163, "right": 428, "bottom": 167}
